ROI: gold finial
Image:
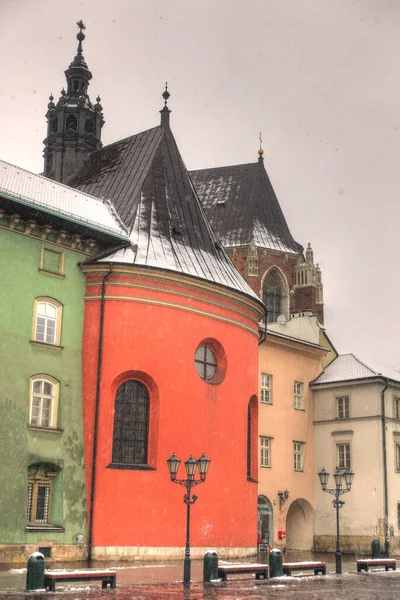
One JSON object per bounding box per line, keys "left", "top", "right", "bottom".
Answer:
{"left": 258, "top": 132, "right": 264, "bottom": 156}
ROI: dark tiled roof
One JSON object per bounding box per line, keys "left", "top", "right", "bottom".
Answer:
{"left": 70, "top": 126, "right": 260, "bottom": 301}
{"left": 189, "top": 158, "right": 303, "bottom": 254}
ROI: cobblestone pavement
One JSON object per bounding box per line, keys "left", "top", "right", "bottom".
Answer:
{"left": 1, "top": 554, "right": 400, "bottom": 600}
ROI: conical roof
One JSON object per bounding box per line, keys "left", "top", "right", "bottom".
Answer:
{"left": 190, "top": 158, "right": 303, "bottom": 254}
{"left": 69, "top": 126, "right": 260, "bottom": 300}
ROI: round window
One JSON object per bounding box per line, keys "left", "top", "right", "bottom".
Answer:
{"left": 194, "top": 339, "right": 227, "bottom": 385}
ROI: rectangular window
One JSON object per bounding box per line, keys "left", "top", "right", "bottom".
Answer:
{"left": 396, "top": 444, "right": 400, "bottom": 472}
{"left": 337, "top": 396, "right": 350, "bottom": 419}
{"left": 337, "top": 443, "right": 351, "bottom": 469}
{"left": 247, "top": 257, "right": 258, "bottom": 276}
{"left": 394, "top": 397, "right": 400, "bottom": 420}
{"left": 27, "top": 481, "right": 51, "bottom": 523}
{"left": 293, "top": 442, "right": 304, "bottom": 471}
{"left": 260, "top": 437, "right": 271, "bottom": 468}
{"left": 40, "top": 246, "right": 64, "bottom": 276}
{"left": 293, "top": 382, "right": 304, "bottom": 410}
{"left": 261, "top": 373, "right": 272, "bottom": 404}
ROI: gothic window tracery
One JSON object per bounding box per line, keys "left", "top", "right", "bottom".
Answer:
{"left": 262, "top": 269, "right": 283, "bottom": 323}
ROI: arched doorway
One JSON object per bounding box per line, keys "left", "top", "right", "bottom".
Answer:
{"left": 286, "top": 498, "right": 314, "bottom": 550}
{"left": 258, "top": 495, "right": 273, "bottom": 546}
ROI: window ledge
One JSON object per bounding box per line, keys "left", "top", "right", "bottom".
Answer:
{"left": 260, "top": 466, "right": 271, "bottom": 469}
{"left": 260, "top": 402, "right": 273, "bottom": 406}
{"left": 30, "top": 340, "right": 63, "bottom": 350}
{"left": 28, "top": 425, "right": 63, "bottom": 434}
{"left": 294, "top": 407, "right": 305, "bottom": 411}
{"left": 39, "top": 268, "right": 65, "bottom": 279}
{"left": 107, "top": 463, "right": 156, "bottom": 471}
{"left": 294, "top": 470, "right": 304, "bottom": 473}
{"left": 26, "top": 525, "right": 65, "bottom": 533}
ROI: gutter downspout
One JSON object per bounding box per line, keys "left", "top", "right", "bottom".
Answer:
{"left": 381, "top": 377, "right": 389, "bottom": 557}
{"left": 258, "top": 308, "right": 268, "bottom": 346}
{"left": 87, "top": 265, "right": 112, "bottom": 563}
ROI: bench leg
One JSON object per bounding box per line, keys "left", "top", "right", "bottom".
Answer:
{"left": 111, "top": 576, "right": 116, "bottom": 588}
{"left": 102, "top": 580, "right": 107, "bottom": 589}
{"left": 51, "top": 580, "right": 56, "bottom": 592}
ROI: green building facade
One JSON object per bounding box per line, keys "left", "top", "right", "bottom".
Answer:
{"left": 0, "top": 160, "right": 127, "bottom": 562}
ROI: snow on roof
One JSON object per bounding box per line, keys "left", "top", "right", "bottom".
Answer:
{"left": 0, "top": 158, "right": 128, "bottom": 239}
{"left": 311, "top": 353, "right": 400, "bottom": 385}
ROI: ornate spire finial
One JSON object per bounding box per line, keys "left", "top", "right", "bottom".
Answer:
{"left": 162, "top": 82, "right": 170, "bottom": 108}
{"left": 76, "top": 20, "right": 86, "bottom": 55}
{"left": 258, "top": 132, "right": 264, "bottom": 160}
{"left": 160, "top": 81, "right": 171, "bottom": 128}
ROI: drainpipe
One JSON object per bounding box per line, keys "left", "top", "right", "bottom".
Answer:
{"left": 88, "top": 265, "right": 112, "bottom": 563}
{"left": 258, "top": 308, "right": 268, "bottom": 346}
{"left": 380, "top": 377, "right": 389, "bottom": 557}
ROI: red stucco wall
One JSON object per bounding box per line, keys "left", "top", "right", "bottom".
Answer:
{"left": 82, "top": 266, "right": 262, "bottom": 550}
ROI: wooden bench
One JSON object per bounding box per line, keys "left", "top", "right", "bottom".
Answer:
{"left": 44, "top": 570, "right": 117, "bottom": 592}
{"left": 357, "top": 559, "right": 396, "bottom": 572}
{"left": 282, "top": 561, "right": 326, "bottom": 576}
{"left": 217, "top": 563, "right": 269, "bottom": 581}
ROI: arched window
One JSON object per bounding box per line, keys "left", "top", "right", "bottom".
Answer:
{"left": 262, "top": 269, "right": 283, "bottom": 323}
{"left": 32, "top": 298, "right": 63, "bottom": 346}
{"left": 112, "top": 380, "right": 150, "bottom": 466}
{"left": 247, "top": 396, "right": 258, "bottom": 480}
{"left": 66, "top": 114, "right": 77, "bottom": 131}
{"left": 29, "top": 375, "right": 59, "bottom": 429}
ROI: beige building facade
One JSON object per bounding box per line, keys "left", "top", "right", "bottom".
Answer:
{"left": 257, "top": 312, "right": 332, "bottom": 550}
{"left": 312, "top": 354, "right": 400, "bottom": 555}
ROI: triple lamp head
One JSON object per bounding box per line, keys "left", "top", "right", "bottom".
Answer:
{"left": 318, "top": 467, "right": 355, "bottom": 491}
{"left": 167, "top": 453, "right": 211, "bottom": 481}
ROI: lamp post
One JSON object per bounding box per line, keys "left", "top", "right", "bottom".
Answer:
{"left": 167, "top": 453, "right": 211, "bottom": 585}
{"left": 318, "top": 467, "right": 355, "bottom": 575}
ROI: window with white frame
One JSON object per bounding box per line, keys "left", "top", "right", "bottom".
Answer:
{"left": 260, "top": 437, "right": 271, "bottom": 468}
{"left": 336, "top": 396, "right": 350, "bottom": 419}
{"left": 394, "top": 396, "right": 400, "bottom": 420}
{"left": 396, "top": 444, "right": 400, "bottom": 472}
{"left": 293, "top": 382, "right": 304, "bottom": 410}
{"left": 33, "top": 298, "right": 62, "bottom": 346}
{"left": 293, "top": 441, "right": 304, "bottom": 471}
{"left": 261, "top": 373, "right": 272, "bottom": 404}
{"left": 337, "top": 443, "right": 351, "bottom": 470}
{"left": 29, "top": 376, "right": 59, "bottom": 429}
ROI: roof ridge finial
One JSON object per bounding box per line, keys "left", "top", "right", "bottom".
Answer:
{"left": 76, "top": 20, "right": 86, "bottom": 55}
{"left": 162, "top": 82, "right": 170, "bottom": 108}
{"left": 258, "top": 132, "right": 264, "bottom": 161}
{"left": 160, "top": 81, "right": 171, "bottom": 128}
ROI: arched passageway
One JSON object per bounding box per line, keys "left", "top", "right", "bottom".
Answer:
{"left": 286, "top": 498, "right": 314, "bottom": 550}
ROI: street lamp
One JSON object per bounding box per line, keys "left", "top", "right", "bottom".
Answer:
{"left": 167, "top": 453, "right": 211, "bottom": 585}
{"left": 318, "top": 467, "right": 355, "bottom": 574}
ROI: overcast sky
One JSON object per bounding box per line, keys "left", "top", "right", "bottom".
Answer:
{"left": 0, "top": 0, "right": 398, "bottom": 369}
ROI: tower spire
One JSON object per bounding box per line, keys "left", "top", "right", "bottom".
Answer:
{"left": 160, "top": 82, "right": 171, "bottom": 128}
{"left": 43, "top": 22, "right": 104, "bottom": 183}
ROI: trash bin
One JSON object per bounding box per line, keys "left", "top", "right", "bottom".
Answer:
{"left": 269, "top": 548, "right": 283, "bottom": 577}
{"left": 371, "top": 539, "right": 381, "bottom": 558}
{"left": 26, "top": 552, "right": 45, "bottom": 591}
{"left": 203, "top": 550, "right": 218, "bottom": 582}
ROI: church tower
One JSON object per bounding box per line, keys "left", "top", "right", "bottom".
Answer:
{"left": 43, "top": 21, "right": 104, "bottom": 183}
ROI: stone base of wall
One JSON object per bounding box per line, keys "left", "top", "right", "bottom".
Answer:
{"left": 314, "top": 535, "right": 400, "bottom": 556}
{"left": 91, "top": 546, "right": 257, "bottom": 561}
{"left": 0, "top": 544, "right": 257, "bottom": 564}
{"left": 0, "top": 543, "right": 87, "bottom": 564}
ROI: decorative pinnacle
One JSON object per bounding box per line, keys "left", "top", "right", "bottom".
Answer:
{"left": 258, "top": 132, "right": 264, "bottom": 157}
{"left": 162, "top": 82, "right": 170, "bottom": 108}
{"left": 76, "top": 20, "right": 86, "bottom": 55}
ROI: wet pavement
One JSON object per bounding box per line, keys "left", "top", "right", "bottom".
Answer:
{"left": 1, "top": 552, "right": 400, "bottom": 599}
